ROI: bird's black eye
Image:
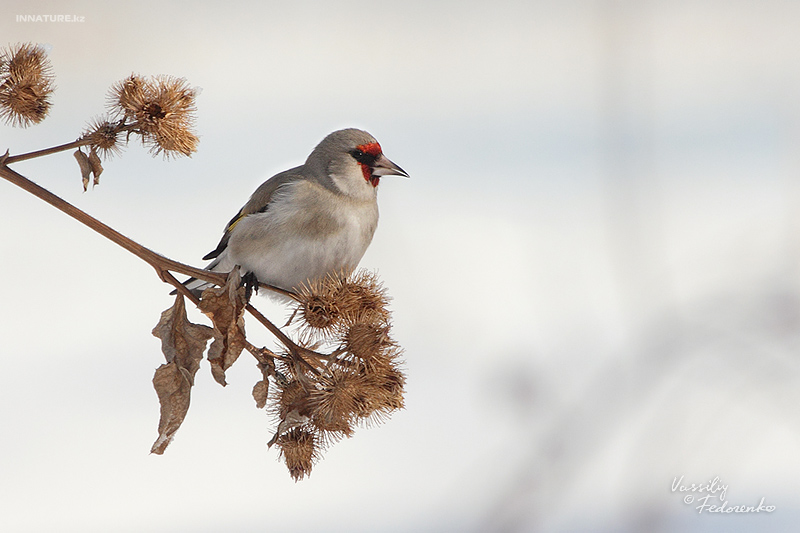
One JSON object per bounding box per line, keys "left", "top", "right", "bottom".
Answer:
{"left": 350, "top": 148, "right": 376, "bottom": 166}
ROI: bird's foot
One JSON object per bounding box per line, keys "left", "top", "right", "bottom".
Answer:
{"left": 242, "top": 271, "right": 259, "bottom": 301}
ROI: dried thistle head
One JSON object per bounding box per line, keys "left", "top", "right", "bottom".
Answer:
{"left": 341, "top": 322, "right": 394, "bottom": 364}
{"left": 266, "top": 269, "right": 404, "bottom": 480}
{"left": 276, "top": 379, "right": 311, "bottom": 419}
{"left": 143, "top": 75, "right": 198, "bottom": 157}
{"left": 109, "top": 74, "right": 147, "bottom": 118}
{"left": 0, "top": 43, "right": 55, "bottom": 127}
{"left": 293, "top": 269, "right": 392, "bottom": 341}
{"left": 307, "top": 368, "right": 361, "bottom": 438}
{"left": 276, "top": 428, "right": 318, "bottom": 482}
{"left": 334, "top": 270, "right": 391, "bottom": 326}
{"left": 299, "top": 293, "right": 339, "bottom": 333}
{"left": 352, "top": 359, "right": 406, "bottom": 424}
{"left": 108, "top": 74, "right": 199, "bottom": 158}
{"left": 293, "top": 274, "right": 344, "bottom": 339}
{"left": 83, "top": 116, "right": 123, "bottom": 159}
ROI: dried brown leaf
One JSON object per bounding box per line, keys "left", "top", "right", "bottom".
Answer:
{"left": 152, "top": 293, "right": 214, "bottom": 375}
{"left": 268, "top": 408, "right": 311, "bottom": 448}
{"left": 252, "top": 379, "right": 269, "bottom": 409}
{"left": 150, "top": 294, "right": 214, "bottom": 454}
{"left": 73, "top": 149, "right": 91, "bottom": 191}
{"left": 88, "top": 148, "right": 103, "bottom": 185}
{"left": 199, "top": 268, "right": 247, "bottom": 386}
{"left": 150, "top": 362, "right": 191, "bottom": 455}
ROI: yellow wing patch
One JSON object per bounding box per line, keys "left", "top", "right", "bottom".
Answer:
{"left": 226, "top": 211, "right": 247, "bottom": 233}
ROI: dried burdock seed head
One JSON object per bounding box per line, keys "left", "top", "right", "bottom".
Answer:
{"left": 265, "top": 269, "right": 404, "bottom": 479}
{"left": 108, "top": 74, "right": 198, "bottom": 158}
{"left": 307, "top": 368, "right": 361, "bottom": 437}
{"left": 354, "top": 362, "right": 406, "bottom": 424}
{"left": 83, "top": 116, "right": 123, "bottom": 159}
{"left": 0, "top": 43, "right": 55, "bottom": 127}
{"left": 300, "top": 293, "right": 339, "bottom": 332}
{"left": 334, "top": 270, "right": 391, "bottom": 326}
{"left": 109, "top": 74, "right": 146, "bottom": 118}
{"left": 293, "top": 275, "right": 343, "bottom": 340}
{"left": 294, "top": 269, "right": 392, "bottom": 340}
{"left": 342, "top": 322, "right": 394, "bottom": 364}
{"left": 276, "top": 428, "right": 318, "bottom": 482}
{"left": 276, "top": 379, "right": 311, "bottom": 419}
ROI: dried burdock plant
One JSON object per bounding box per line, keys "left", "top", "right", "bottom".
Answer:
{"left": 83, "top": 116, "right": 123, "bottom": 159}
{"left": 263, "top": 271, "right": 405, "bottom": 480}
{"left": 0, "top": 43, "right": 405, "bottom": 481}
{"left": 108, "top": 74, "right": 199, "bottom": 158}
{"left": 277, "top": 429, "right": 319, "bottom": 482}
{"left": 2, "top": 65, "right": 198, "bottom": 184}
{"left": 0, "top": 43, "right": 55, "bottom": 127}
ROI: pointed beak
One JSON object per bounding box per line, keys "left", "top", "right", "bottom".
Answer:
{"left": 371, "top": 153, "right": 409, "bottom": 178}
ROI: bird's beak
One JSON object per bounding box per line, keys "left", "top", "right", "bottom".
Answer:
{"left": 372, "top": 153, "right": 409, "bottom": 178}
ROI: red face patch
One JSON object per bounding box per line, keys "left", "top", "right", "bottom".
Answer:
{"left": 357, "top": 142, "right": 382, "bottom": 157}
{"left": 355, "top": 142, "right": 383, "bottom": 187}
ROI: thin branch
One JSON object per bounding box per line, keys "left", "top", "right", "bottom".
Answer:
{"left": 0, "top": 164, "right": 225, "bottom": 285}
{"left": 244, "top": 340, "right": 277, "bottom": 366}
{"left": 3, "top": 138, "right": 94, "bottom": 165}
{"left": 246, "top": 303, "right": 322, "bottom": 376}
{"left": 1, "top": 155, "right": 313, "bottom": 373}
{"left": 257, "top": 282, "right": 299, "bottom": 301}
{"left": 162, "top": 267, "right": 279, "bottom": 369}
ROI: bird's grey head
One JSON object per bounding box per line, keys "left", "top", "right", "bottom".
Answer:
{"left": 305, "top": 128, "right": 407, "bottom": 199}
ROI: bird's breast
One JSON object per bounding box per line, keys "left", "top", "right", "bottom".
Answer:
{"left": 226, "top": 180, "right": 379, "bottom": 291}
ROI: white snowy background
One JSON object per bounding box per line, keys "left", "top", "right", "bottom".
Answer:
{"left": 2, "top": 1, "right": 800, "bottom": 532}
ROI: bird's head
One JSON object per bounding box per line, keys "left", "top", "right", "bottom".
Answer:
{"left": 307, "top": 128, "right": 408, "bottom": 199}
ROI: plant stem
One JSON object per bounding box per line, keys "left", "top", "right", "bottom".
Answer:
{"left": 246, "top": 303, "right": 321, "bottom": 375}
{"left": 160, "top": 268, "right": 278, "bottom": 366}
{"left": 0, "top": 164, "right": 224, "bottom": 285}
{"left": 3, "top": 138, "right": 93, "bottom": 165}
{"left": 0, "top": 161, "right": 306, "bottom": 366}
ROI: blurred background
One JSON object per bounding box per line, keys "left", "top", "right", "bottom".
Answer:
{"left": 2, "top": 1, "right": 800, "bottom": 531}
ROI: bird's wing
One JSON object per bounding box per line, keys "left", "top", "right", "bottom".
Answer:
{"left": 202, "top": 167, "right": 304, "bottom": 261}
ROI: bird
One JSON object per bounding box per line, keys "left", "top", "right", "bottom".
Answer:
{"left": 182, "top": 128, "right": 407, "bottom": 298}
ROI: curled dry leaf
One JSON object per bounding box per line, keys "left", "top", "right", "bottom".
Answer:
{"left": 88, "top": 148, "right": 103, "bottom": 186}
{"left": 73, "top": 148, "right": 104, "bottom": 191}
{"left": 150, "top": 362, "right": 192, "bottom": 455}
{"left": 73, "top": 149, "right": 91, "bottom": 191}
{"left": 199, "top": 267, "right": 247, "bottom": 386}
{"left": 268, "top": 409, "right": 311, "bottom": 448}
{"left": 252, "top": 380, "right": 269, "bottom": 409}
{"left": 252, "top": 357, "right": 276, "bottom": 409}
{"left": 150, "top": 294, "right": 214, "bottom": 454}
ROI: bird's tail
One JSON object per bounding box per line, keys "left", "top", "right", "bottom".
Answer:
{"left": 169, "top": 256, "right": 223, "bottom": 296}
